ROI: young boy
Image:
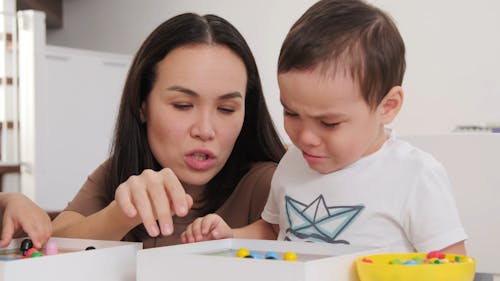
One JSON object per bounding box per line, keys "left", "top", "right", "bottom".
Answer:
{"left": 0, "top": 193, "right": 52, "bottom": 248}
{"left": 181, "top": 0, "right": 466, "bottom": 254}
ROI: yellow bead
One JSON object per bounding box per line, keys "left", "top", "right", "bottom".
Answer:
{"left": 236, "top": 248, "right": 250, "bottom": 258}
{"left": 463, "top": 257, "right": 474, "bottom": 263}
{"left": 284, "top": 251, "right": 297, "bottom": 261}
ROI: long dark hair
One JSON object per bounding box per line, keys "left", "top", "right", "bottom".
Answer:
{"left": 107, "top": 13, "right": 285, "bottom": 213}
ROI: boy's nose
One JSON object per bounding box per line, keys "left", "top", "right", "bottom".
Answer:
{"left": 298, "top": 128, "right": 321, "bottom": 147}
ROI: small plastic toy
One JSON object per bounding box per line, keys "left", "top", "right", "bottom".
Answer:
{"left": 30, "top": 251, "right": 43, "bottom": 258}
{"left": 243, "top": 252, "right": 260, "bottom": 259}
{"left": 236, "top": 248, "right": 250, "bottom": 258}
{"left": 44, "top": 241, "right": 58, "bottom": 255}
{"left": 283, "top": 251, "right": 297, "bottom": 261}
{"left": 24, "top": 248, "right": 38, "bottom": 258}
{"left": 236, "top": 248, "right": 297, "bottom": 261}
{"left": 264, "top": 251, "right": 279, "bottom": 260}
{"left": 20, "top": 238, "right": 33, "bottom": 256}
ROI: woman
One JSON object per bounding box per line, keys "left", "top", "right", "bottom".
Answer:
{"left": 52, "top": 13, "right": 285, "bottom": 248}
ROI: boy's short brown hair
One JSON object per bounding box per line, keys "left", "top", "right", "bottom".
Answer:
{"left": 278, "top": 0, "right": 405, "bottom": 109}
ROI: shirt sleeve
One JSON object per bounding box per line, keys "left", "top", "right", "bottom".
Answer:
{"left": 261, "top": 156, "right": 288, "bottom": 225}
{"left": 403, "top": 159, "right": 467, "bottom": 252}
{"left": 64, "top": 160, "right": 113, "bottom": 217}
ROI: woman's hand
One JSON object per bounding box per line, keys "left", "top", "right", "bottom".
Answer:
{"left": 180, "top": 213, "right": 233, "bottom": 243}
{"left": 115, "top": 168, "right": 193, "bottom": 237}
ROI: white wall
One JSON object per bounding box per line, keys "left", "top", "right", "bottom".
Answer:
{"left": 18, "top": 10, "right": 130, "bottom": 209}
{"left": 46, "top": 0, "right": 317, "bottom": 143}
{"left": 47, "top": 0, "right": 500, "bottom": 141}
{"left": 402, "top": 133, "right": 500, "bottom": 275}
{"left": 372, "top": 0, "right": 500, "bottom": 135}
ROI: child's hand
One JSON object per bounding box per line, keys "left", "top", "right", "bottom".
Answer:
{"left": 181, "top": 214, "right": 232, "bottom": 243}
{"left": 0, "top": 193, "right": 52, "bottom": 248}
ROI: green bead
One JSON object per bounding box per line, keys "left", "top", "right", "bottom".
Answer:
{"left": 389, "top": 258, "right": 404, "bottom": 265}
{"left": 30, "top": 251, "right": 43, "bottom": 258}
{"left": 412, "top": 256, "right": 424, "bottom": 263}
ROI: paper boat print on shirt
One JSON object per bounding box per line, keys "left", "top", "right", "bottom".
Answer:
{"left": 284, "top": 195, "right": 364, "bottom": 244}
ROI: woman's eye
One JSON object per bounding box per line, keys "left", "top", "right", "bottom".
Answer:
{"left": 218, "top": 107, "right": 235, "bottom": 114}
{"left": 172, "top": 103, "right": 193, "bottom": 110}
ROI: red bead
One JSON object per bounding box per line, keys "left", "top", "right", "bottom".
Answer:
{"left": 427, "top": 250, "right": 445, "bottom": 259}
{"left": 24, "top": 248, "right": 38, "bottom": 257}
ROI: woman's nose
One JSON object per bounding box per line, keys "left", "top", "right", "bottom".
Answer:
{"left": 190, "top": 114, "right": 215, "bottom": 141}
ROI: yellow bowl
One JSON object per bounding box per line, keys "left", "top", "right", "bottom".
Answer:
{"left": 356, "top": 253, "right": 475, "bottom": 281}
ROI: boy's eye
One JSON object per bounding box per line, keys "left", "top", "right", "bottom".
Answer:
{"left": 284, "top": 109, "right": 298, "bottom": 117}
{"left": 321, "top": 121, "right": 339, "bottom": 128}
{"left": 172, "top": 103, "right": 193, "bottom": 110}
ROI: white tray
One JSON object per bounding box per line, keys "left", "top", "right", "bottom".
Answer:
{"left": 137, "top": 239, "right": 382, "bottom": 281}
{"left": 0, "top": 237, "right": 142, "bottom": 281}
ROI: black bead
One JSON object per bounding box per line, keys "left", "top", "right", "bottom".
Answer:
{"left": 20, "top": 238, "right": 33, "bottom": 255}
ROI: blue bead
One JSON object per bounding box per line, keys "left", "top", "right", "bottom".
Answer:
{"left": 265, "top": 251, "right": 279, "bottom": 260}
{"left": 249, "top": 252, "right": 260, "bottom": 259}
{"left": 244, "top": 252, "right": 260, "bottom": 259}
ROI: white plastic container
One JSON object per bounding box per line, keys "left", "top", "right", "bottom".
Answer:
{"left": 137, "top": 239, "right": 381, "bottom": 281}
{"left": 0, "top": 237, "right": 142, "bottom": 281}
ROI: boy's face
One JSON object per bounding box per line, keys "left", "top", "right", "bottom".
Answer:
{"left": 278, "top": 67, "right": 388, "bottom": 174}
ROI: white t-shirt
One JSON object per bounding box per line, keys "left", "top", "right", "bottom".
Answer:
{"left": 262, "top": 131, "right": 467, "bottom": 252}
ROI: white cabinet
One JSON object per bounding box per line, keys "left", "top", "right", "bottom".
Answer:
{"left": 18, "top": 11, "right": 130, "bottom": 210}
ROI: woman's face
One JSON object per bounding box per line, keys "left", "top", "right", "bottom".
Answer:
{"left": 143, "top": 45, "right": 247, "bottom": 186}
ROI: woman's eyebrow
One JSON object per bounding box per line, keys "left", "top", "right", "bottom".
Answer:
{"left": 219, "top": 92, "right": 243, "bottom": 100}
{"left": 167, "top": 85, "right": 242, "bottom": 100}
{"left": 166, "top": 85, "right": 198, "bottom": 96}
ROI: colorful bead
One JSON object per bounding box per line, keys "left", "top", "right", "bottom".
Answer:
{"left": 284, "top": 251, "right": 297, "bottom": 261}
{"left": 389, "top": 258, "right": 404, "bottom": 265}
{"left": 412, "top": 256, "right": 424, "bottom": 263}
{"left": 30, "top": 251, "right": 43, "bottom": 258}
{"left": 44, "top": 241, "right": 58, "bottom": 255}
{"left": 25, "top": 248, "right": 38, "bottom": 258}
{"left": 247, "top": 252, "right": 260, "bottom": 259}
{"left": 265, "top": 252, "right": 279, "bottom": 260}
{"left": 362, "top": 257, "right": 373, "bottom": 263}
{"left": 427, "top": 250, "right": 445, "bottom": 259}
{"left": 20, "top": 239, "right": 33, "bottom": 256}
{"left": 236, "top": 248, "right": 250, "bottom": 258}
{"left": 381, "top": 250, "right": 473, "bottom": 266}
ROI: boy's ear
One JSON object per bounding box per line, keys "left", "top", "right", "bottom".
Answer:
{"left": 378, "top": 86, "right": 403, "bottom": 125}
